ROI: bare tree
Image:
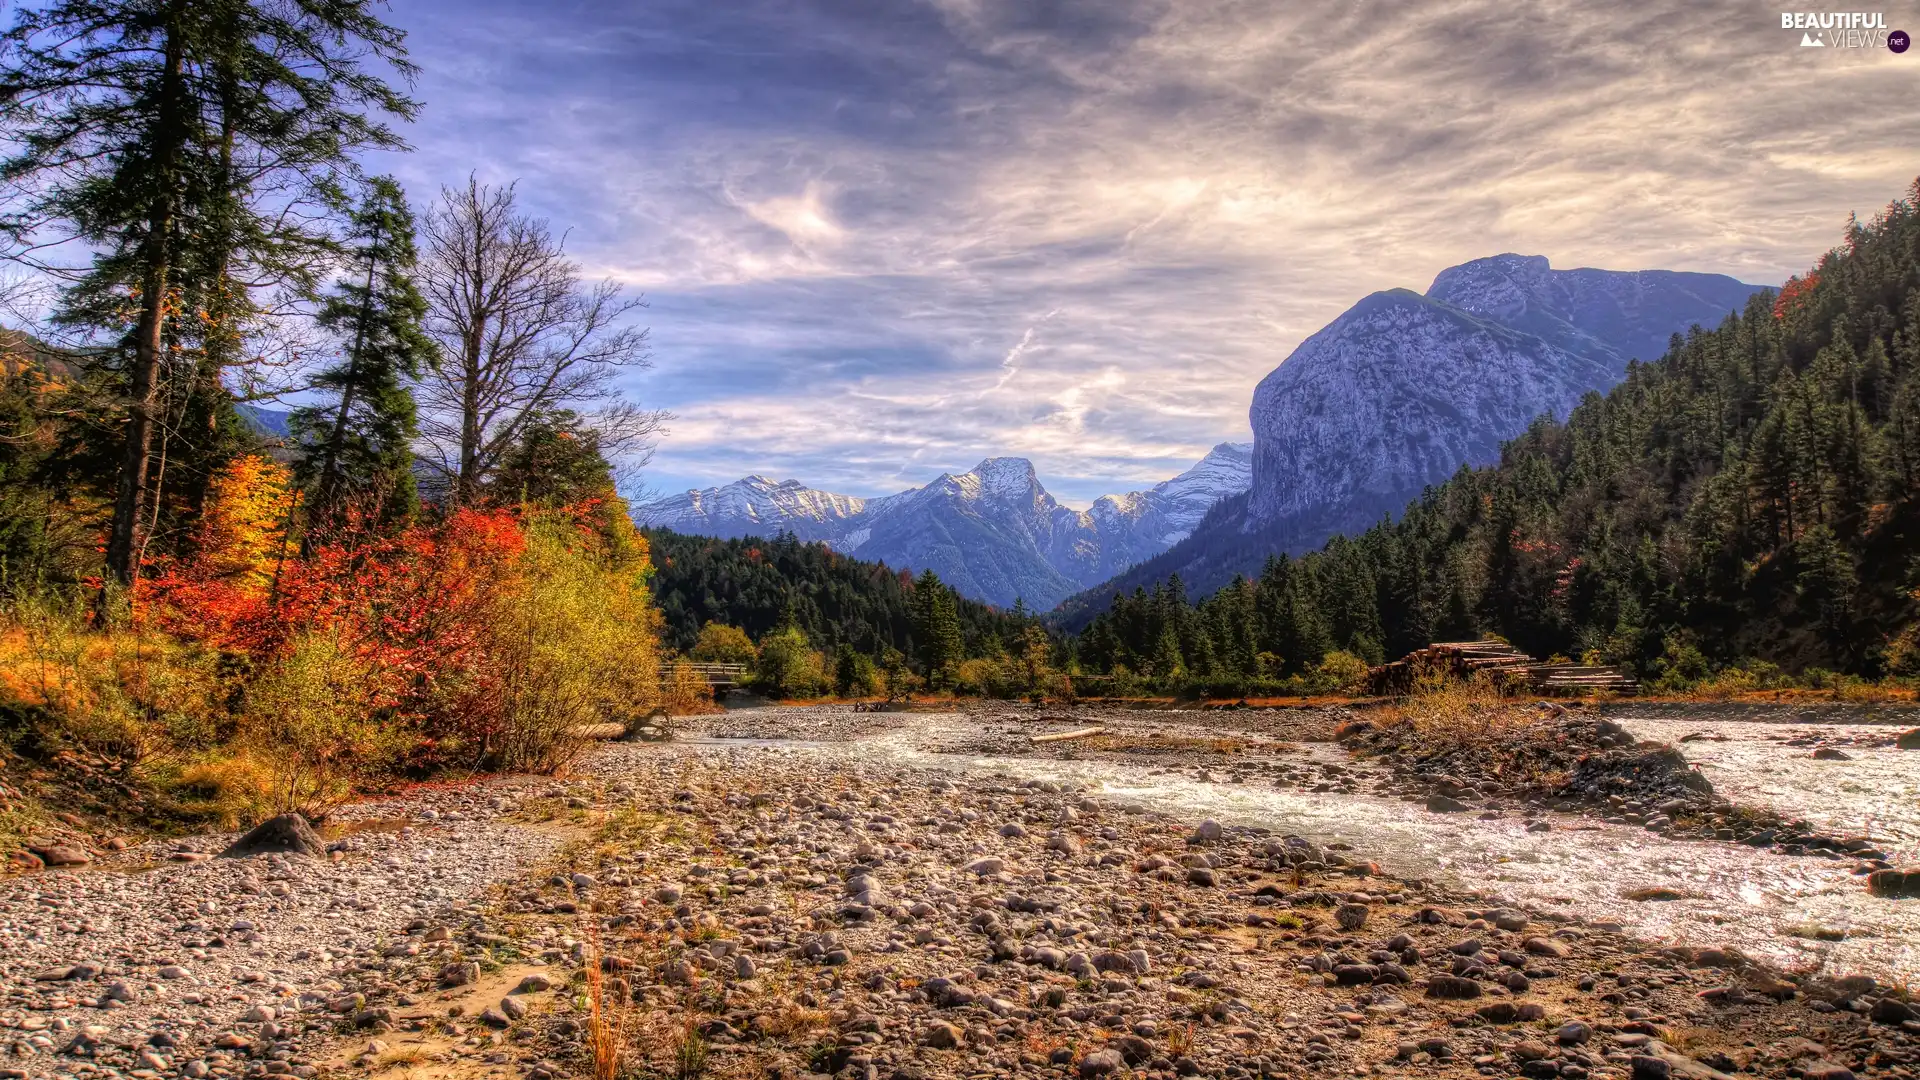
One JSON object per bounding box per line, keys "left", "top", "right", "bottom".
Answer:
{"left": 415, "top": 177, "right": 666, "bottom": 504}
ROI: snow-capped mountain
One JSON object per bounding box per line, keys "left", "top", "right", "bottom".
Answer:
{"left": 634, "top": 445, "right": 1253, "bottom": 610}
{"left": 633, "top": 476, "right": 866, "bottom": 544}
{"left": 1086, "top": 442, "right": 1253, "bottom": 576}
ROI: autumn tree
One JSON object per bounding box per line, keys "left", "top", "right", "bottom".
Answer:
{"left": 414, "top": 178, "right": 666, "bottom": 505}
{"left": 1, "top": 0, "right": 419, "bottom": 585}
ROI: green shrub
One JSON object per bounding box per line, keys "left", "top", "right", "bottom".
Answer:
{"left": 832, "top": 645, "right": 878, "bottom": 697}
{"left": 753, "top": 627, "right": 827, "bottom": 698}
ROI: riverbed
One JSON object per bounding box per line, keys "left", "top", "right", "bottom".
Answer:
{"left": 690, "top": 704, "right": 1920, "bottom": 983}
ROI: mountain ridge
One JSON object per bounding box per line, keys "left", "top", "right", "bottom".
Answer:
{"left": 633, "top": 443, "right": 1254, "bottom": 609}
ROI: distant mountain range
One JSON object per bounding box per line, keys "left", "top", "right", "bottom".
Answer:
{"left": 635, "top": 443, "right": 1254, "bottom": 609}
{"left": 1055, "top": 254, "right": 1768, "bottom": 622}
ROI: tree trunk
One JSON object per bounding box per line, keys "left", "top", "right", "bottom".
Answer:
{"left": 105, "top": 11, "right": 187, "bottom": 588}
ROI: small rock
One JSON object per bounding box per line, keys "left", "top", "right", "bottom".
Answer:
{"left": 29, "top": 845, "right": 91, "bottom": 867}
{"left": 1079, "top": 1049, "right": 1124, "bottom": 1077}
{"left": 1190, "top": 820, "right": 1224, "bottom": 844}
{"left": 439, "top": 961, "right": 480, "bottom": 988}
{"left": 1556, "top": 1021, "right": 1593, "bottom": 1045}
{"left": 1426, "top": 975, "right": 1482, "bottom": 999}
{"left": 920, "top": 1021, "right": 963, "bottom": 1048}
{"left": 1427, "top": 794, "right": 1472, "bottom": 813}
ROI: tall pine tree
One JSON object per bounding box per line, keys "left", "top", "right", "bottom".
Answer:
{"left": 292, "top": 177, "right": 433, "bottom": 530}
{"left": 1, "top": 0, "right": 418, "bottom": 584}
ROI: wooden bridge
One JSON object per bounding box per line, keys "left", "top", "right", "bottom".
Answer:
{"left": 1366, "top": 640, "right": 1638, "bottom": 697}
{"left": 662, "top": 662, "right": 749, "bottom": 689}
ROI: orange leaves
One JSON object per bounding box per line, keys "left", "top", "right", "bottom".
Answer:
{"left": 192, "top": 455, "right": 300, "bottom": 593}
{"left": 1774, "top": 272, "right": 1819, "bottom": 320}
{"left": 139, "top": 500, "right": 532, "bottom": 718}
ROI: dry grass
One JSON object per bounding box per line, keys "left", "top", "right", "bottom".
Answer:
{"left": 582, "top": 945, "right": 630, "bottom": 1080}
{"left": 1375, "top": 673, "right": 1544, "bottom": 749}
{"left": 371, "top": 1046, "right": 434, "bottom": 1069}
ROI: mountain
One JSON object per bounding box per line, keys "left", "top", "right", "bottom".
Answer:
{"left": 634, "top": 444, "right": 1253, "bottom": 610}
{"left": 237, "top": 404, "right": 291, "bottom": 439}
{"left": 1085, "top": 442, "right": 1254, "bottom": 576}
{"left": 632, "top": 475, "right": 867, "bottom": 544}
{"left": 1067, "top": 178, "right": 1920, "bottom": 680}
{"left": 1057, "top": 255, "right": 1767, "bottom": 623}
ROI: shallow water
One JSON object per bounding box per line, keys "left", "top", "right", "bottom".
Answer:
{"left": 696, "top": 710, "right": 1920, "bottom": 983}
{"left": 1614, "top": 716, "right": 1920, "bottom": 861}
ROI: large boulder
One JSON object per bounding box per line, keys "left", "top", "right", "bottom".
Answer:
{"left": 1896, "top": 728, "right": 1920, "bottom": 750}
{"left": 219, "top": 814, "right": 328, "bottom": 859}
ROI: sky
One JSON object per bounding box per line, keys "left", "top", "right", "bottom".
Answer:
{"left": 370, "top": 0, "right": 1920, "bottom": 507}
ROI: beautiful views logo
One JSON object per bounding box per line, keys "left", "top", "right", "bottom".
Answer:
{"left": 1780, "top": 11, "right": 1904, "bottom": 48}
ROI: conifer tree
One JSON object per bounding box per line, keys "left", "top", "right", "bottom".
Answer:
{"left": 909, "top": 569, "right": 963, "bottom": 686}
{"left": 1, "top": 0, "right": 418, "bottom": 584}
{"left": 292, "top": 177, "right": 432, "bottom": 529}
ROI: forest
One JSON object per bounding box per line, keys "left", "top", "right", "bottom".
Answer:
{"left": 646, "top": 528, "right": 1056, "bottom": 700}
{"left": 0, "top": 0, "right": 683, "bottom": 826}
{"left": 1074, "top": 181, "right": 1920, "bottom": 694}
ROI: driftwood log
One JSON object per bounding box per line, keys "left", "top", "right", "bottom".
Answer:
{"left": 1031, "top": 726, "right": 1105, "bottom": 744}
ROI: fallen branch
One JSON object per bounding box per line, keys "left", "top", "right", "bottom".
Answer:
{"left": 1032, "top": 726, "right": 1105, "bottom": 744}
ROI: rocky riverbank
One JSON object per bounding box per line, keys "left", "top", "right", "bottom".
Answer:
{"left": 5, "top": 705, "right": 1920, "bottom": 1080}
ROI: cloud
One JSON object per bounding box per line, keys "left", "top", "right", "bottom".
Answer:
{"left": 383, "top": 0, "right": 1918, "bottom": 504}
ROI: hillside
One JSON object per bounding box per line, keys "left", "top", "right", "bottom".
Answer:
{"left": 1057, "top": 254, "right": 1765, "bottom": 623}
{"left": 643, "top": 526, "right": 1030, "bottom": 659}
{"left": 1068, "top": 179, "right": 1920, "bottom": 680}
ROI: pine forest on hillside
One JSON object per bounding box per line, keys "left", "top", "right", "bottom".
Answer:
{"left": 1074, "top": 181, "right": 1920, "bottom": 691}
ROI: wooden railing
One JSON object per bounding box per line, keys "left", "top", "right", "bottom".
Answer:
{"left": 661, "top": 662, "right": 749, "bottom": 687}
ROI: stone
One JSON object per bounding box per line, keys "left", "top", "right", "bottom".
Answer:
{"left": 962, "top": 857, "right": 1004, "bottom": 877}
{"left": 1476, "top": 1002, "right": 1521, "bottom": 1023}
{"left": 1426, "top": 794, "right": 1472, "bottom": 813}
{"left": 1556, "top": 1021, "right": 1593, "bottom": 1045}
{"left": 1867, "top": 868, "right": 1920, "bottom": 898}
{"left": 1513, "top": 1040, "right": 1556, "bottom": 1062}
{"left": 1079, "top": 1050, "right": 1124, "bottom": 1077}
{"left": 1190, "top": 820, "right": 1224, "bottom": 844}
{"left": 219, "top": 814, "right": 327, "bottom": 859}
{"left": 29, "top": 844, "right": 92, "bottom": 867}
{"left": 1523, "top": 936, "right": 1569, "bottom": 958}
{"left": 1803, "top": 1064, "right": 1858, "bottom": 1080}
{"left": 1426, "top": 975, "right": 1482, "bottom": 999}
{"left": 1334, "top": 903, "right": 1369, "bottom": 930}
{"left": 1187, "top": 867, "right": 1217, "bottom": 887}
{"left": 439, "top": 961, "right": 480, "bottom": 988}
{"left": 514, "top": 973, "right": 556, "bottom": 994}
{"left": 1871, "top": 997, "right": 1917, "bottom": 1023}
{"left": 500, "top": 996, "right": 527, "bottom": 1021}
{"left": 920, "top": 1021, "right": 963, "bottom": 1048}
{"left": 1812, "top": 747, "right": 1852, "bottom": 761}
{"left": 478, "top": 1007, "right": 511, "bottom": 1029}
{"left": 1897, "top": 728, "right": 1920, "bottom": 750}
